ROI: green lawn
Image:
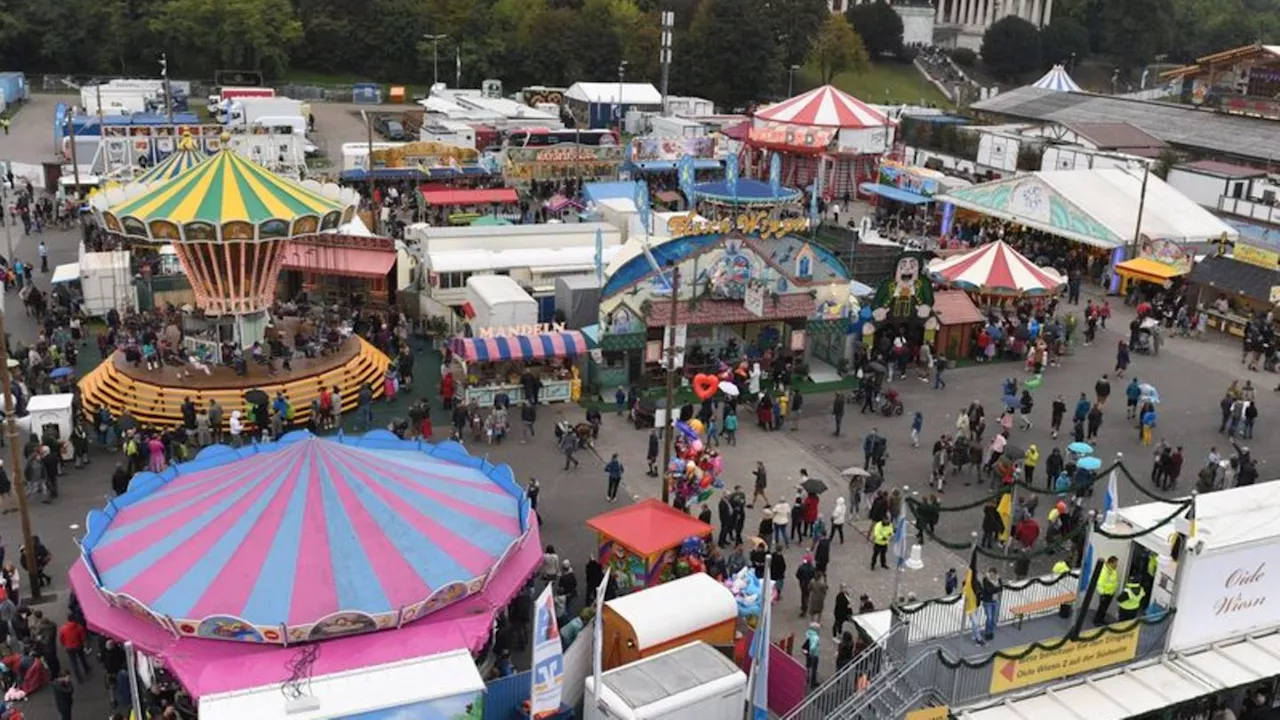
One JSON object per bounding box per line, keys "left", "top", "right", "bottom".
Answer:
{"left": 801, "top": 61, "right": 950, "bottom": 107}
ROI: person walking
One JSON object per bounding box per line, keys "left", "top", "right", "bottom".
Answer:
{"left": 1093, "top": 556, "right": 1120, "bottom": 624}
{"left": 832, "top": 392, "right": 846, "bottom": 436}
{"left": 1018, "top": 390, "right": 1034, "bottom": 431}
{"left": 830, "top": 496, "right": 847, "bottom": 544}
{"left": 724, "top": 411, "right": 738, "bottom": 446}
{"left": 53, "top": 669, "right": 73, "bottom": 720}
{"left": 521, "top": 402, "right": 537, "bottom": 443}
{"left": 870, "top": 517, "right": 892, "bottom": 570}
{"left": 770, "top": 550, "right": 787, "bottom": 600}
{"left": 832, "top": 584, "right": 852, "bottom": 640}
{"left": 1023, "top": 444, "right": 1039, "bottom": 486}
{"left": 1095, "top": 374, "right": 1111, "bottom": 408}
{"left": 802, "top": 622, "right": 821, "bottom": 688}
{"left": 1125, "top": 378, "right": 1142, "bottom": 420}
{"left": 910, "top": 411, "right": 923, "bottom": 448}
{"left": 796, "top": 554, "right": 816, "bottom": 617}
{"left": 717, "top": 493, "right": 734, "bottom": 547}
{"left": 59, "top": 616, "right": 90, "bottom": 682}
{"left": 980, "top": 567, "right": 1002, "bottom": 642}
{"left": 646, "top": 430, "right": 659, "bottom": 476}
{"left": 750, "top": 461, "right": 768, "bottom": 507}
{"left": 560, "top": 429, "right": 581, "bottom": 470}
{"left": 604, "top": 453, "right": 623, "bottom": 502}
{"left": 807, "top": 572, "right": 828, "bottom": 623}
{"left": 790, "top": 388, "right": 804, "bottom": 431}
{"left": 358, "top": 383, "right": 374, "bottom": 430}
{"left": 771, "top": 499, "right": 791, "bottom": 549}
{"left": 934, "top": 356, "right": 947, "bottom": 389}
{"left": 1050, "top": 394, "right": 1066, "bottom": 439}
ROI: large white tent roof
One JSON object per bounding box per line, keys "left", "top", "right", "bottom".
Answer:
{"left": 566, "top": 82, "right": 662, "bottom": 105}
{"left": 937, "top": 169, "right": 1239, "bottom": 249}
{"left": 1031, "top": 64, "right": 1083, "bottom": 92}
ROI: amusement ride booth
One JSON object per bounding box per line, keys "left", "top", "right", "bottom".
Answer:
{"left": 744, "top": 85, "right": 896, "bottom": 200}
{"left": 81, "top": 140, "right": 392, "bottom": 430}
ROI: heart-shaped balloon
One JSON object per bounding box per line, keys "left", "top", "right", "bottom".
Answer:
{"left": 693, "top": 373, "right": 719, "bottom": 400}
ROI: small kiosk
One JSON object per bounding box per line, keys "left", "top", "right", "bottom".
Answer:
{"left": 601, "top": 573, "right": 738, "bottom": 670}
{"left": 587, "top": 499, "right": 715, "bottom": 594}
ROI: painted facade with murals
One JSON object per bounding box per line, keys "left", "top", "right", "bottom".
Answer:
{"left": 595, "top": 229, "right": 851, "bottom": 386}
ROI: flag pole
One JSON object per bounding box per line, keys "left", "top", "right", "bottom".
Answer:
{"left": 746, "top": 553, "right": 773, "bottom": 720}
{"left": 962, "top": 531, "right": 978, "bottom": 635}
{"left": 590, "top": 567, "right": 611, "bottom": 710}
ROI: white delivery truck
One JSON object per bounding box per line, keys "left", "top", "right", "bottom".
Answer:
{"left": 465, "top": 275, "right": 538, "bottom": 329}
{"left": 57, "top": 250, "right": 136, "bottom": 317}
{"left": 584, "top": 641, "right": 747, "bottom": 720}
{"left": 220, "top": 97, "right": 307, "bottom": 127}
{"left": 207, "top": 86, "right": 276, "bottom": 115}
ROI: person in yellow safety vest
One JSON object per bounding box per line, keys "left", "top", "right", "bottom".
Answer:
{"left": 870, "top": 519, "right": 893, "bottom": 570}
{"left": 1147, "top": 553, "right": 1158, "bottom": 579}
{"left": 1093, "top": 556, "right": 1120, "bottom": 624}
{"left": 1117, "top": 578, "right": 1146, "bottom": 621}
{"left": 1052, "top": 560, "right": 1070, "bottom": 575}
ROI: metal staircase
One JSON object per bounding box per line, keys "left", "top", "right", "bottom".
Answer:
{"left": 827, "top": 651, "right": 937, "bottom": 719}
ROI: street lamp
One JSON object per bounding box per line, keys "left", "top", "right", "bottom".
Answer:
{"left": 787, "top": 64, "right": 800, "bottom": 97}
{"left": 423, "top": 33, "right": 449, "bottom": 87}
{"left": 616, "top": 60, "right": 629, "bottom": 135}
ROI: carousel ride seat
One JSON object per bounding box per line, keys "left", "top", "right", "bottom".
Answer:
{"left": 77, "top": 337, "right": 391, "bottom": 430}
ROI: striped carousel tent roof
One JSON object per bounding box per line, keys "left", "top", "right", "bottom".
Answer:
{"left": 108, "top": 148, "right": 350, "bottom": 228}
{"left": 134, "top": 146, "right": 208, "bottom": 184}
{"left": 1031, "top": 65, "right": 1083, "bottom": 92}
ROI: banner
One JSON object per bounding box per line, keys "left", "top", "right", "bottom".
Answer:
{"left": 725, "top": 152, "right": 739, "bottom": 199}
{"left": 678, "top": 154, "right": 695, "bottom": 199}
{"left": 809, "top": 156, "right": 823, "bottom": 226}
{"left": 635, "top": 180, "right": 652, "bottom": 235}
{"left": 591, "top": 568, "right": 611, "bottom": 711}
{"left": 1233, "top": 243, "right": 1279, "bottom": 270}
{"left": 769, "top": 152, "right": 781, "bottom": 198}
{"left": 630, "top": 136, "right": 720, "bottom": 162}
{"left": 530, "top": 585, "right": 565, "bottom": 718}
{"left": 749, "top": 121, "right": 834, "bottom": 150}
{"left": 878, "top": 159, "right": 941, "bottom": 198}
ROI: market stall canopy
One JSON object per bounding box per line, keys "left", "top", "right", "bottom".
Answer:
{"left": 79, "top": 430, "right": 533, "bottom": 645}
{"left": 451, "top": 330, "right": 588, "bottom": 363}
{"left": 584, "top": 181, "right": 641, "bottom": 204}
{"left": 1030, "top": 64, "right": 1083, "bottom": 92}
{"left": 587, "top": 498, "right": 714, "bottom": 556}
{"left": 51, "top": 263, "right": 80, "bottom": 285}
{"left": 936, "top": 169, "right": 1239, "bottom": 249}
{"left": 421, "top": 187, "right": 519, "bottom": 207}
{"left": 692, "top": 177, "right": 801, "bottom": 205}
{"left": 1113, "top": 257, "right": 1187, "bottom": 285}
{"left": 1188, "top": 253, "right": 1280, "bottom": 303}
{"left": 858, "top": 182, "right": 931, "bottom": 205}
{"left": 99, "top": 148, "right": 359, "bottom": 243}
{"left": 932, "top": 289, "right": 986, "bottom": 325}
{"left": 928, "top": 240, "right": 1066, "bottom": 295}
{"left": 754, "top": 85, "right": 892, "bottom": 128}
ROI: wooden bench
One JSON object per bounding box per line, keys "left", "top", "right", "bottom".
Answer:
{"left": 1008, "top": 592, "right": 1076, "bottom": 629}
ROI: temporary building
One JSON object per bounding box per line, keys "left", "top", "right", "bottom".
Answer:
{"left": 1030, "top": 65, "right": 1083, "bottom": 92}
{"left": 601, "top": 573, "right": 738, "bottom": 669}
{"left": 936, "top": 169, "right": 1239, "bottom": 249}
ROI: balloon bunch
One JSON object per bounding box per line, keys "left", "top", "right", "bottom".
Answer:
{"left": 667, "top": 420, "right": 726, "bottom": 506}
{"left": 660, "top": 535, "right": 709, "bottom": 583}
{"left": 724, "top": 566, "right": 775, "bottom": 619}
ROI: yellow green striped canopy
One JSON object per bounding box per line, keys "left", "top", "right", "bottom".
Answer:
{"left": 134, "top": 147, "right": 207, "bottom": 184}
{"left": 104, "top": 148, "right": 353, "bottom": 243}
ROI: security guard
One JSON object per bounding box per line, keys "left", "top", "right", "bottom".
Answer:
{"left": 870, "top": 519, "right": 893, "bottom": 570}
{"left": 1093, "top": 555, "right": 1120, "bottom": 624}
{"left": 1117, "top": 576, "right": 1147, "bottom": 621}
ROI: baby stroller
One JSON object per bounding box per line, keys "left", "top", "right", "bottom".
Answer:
{"left": 877, "top": 387, "right": 905, "bottom": 416}
{"left": 387, "top": 417, "right": 410, "bottom": 439}
{"left": 1133, "top": 318, "right": 1159, "bottom": 355}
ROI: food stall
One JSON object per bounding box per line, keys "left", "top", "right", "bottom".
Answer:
{"left": 600, "top": 573, "right": 738, "bottom": 670}
{"left": 421, "top": 187, "right": 521, "bottom": 225}
{"left": 452, "top": 275, "right": 586, "bottom": 404}
{"left": 587, "top": 499, "right": 715, "bottom": 595}
{"left": 504, "top": 144, "right": 625, "bottom": 184}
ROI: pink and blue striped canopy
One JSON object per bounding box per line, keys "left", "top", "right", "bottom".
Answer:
{"left": 80, "top": 431, "right": 532, "bottom": 644}
{"left": 453, "top": 330, "right": 587, "bottom": 363}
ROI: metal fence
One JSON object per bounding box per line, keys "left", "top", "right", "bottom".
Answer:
{"left": 483, "top": 670, "right": 531, "bottom": 720}
{"left": 896, "top": 570, "right": 1081, "bottom": 644}
{"left": 785, "top": 623, "right": 905, "bottom": 720}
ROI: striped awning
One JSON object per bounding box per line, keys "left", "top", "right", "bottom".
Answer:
{"left": 454, "top": 331, "right": 587, "bottom": 362}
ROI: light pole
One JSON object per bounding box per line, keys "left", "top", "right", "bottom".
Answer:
{"left": 159, "top": 53, "right": 173, "bottom": 124}
{"left": 660, "top": 11, "right": 674, "bottom": 116}
{"left": 787, "top": 64, "right": 800, "bottom": 97}
{"left": 423, "top": 33, "right": 449, "bottom": 87}
{"left": 616, "top": 60, "right": 629, "bottom": 135}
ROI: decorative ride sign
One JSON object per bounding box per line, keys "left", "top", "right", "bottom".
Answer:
{"left": 477, "top": 322, "right": 567, "bottom": 339}
{"left": 666, "top": 211, "right": 809, "bottom": 240}
{"left": 1170, "top": 541, "right": 1280, "bottom": 651}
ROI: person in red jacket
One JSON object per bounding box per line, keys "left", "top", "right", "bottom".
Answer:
{"left": 58, "top": 618, "right": 90, "bottom": 682}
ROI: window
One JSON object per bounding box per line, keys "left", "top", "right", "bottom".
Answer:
{"left": 798, "top": 256, "right": 812, "bottom": 277}
{"left": 438, "top": 271, "right": 473, "bottom": 289}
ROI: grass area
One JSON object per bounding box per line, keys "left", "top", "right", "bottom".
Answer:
{"left": 801, "top": 61, "right": 950, "bottom": 106}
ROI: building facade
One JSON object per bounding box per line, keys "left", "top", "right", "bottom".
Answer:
{"left": 827, "top": 0, "right": 1049, "bottom": 50}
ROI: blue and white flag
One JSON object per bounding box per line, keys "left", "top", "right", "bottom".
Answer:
{"left": 747, "top": 556, "right": 773, "bottom": 720}
{"left": 594, "top": 227, "right": 604, "bottom": 283}
{"left": 634, "top": 180, "right": 651, "bottom": 235}
{"left": 893, "top": 513, "right": 909, "bottom": 568}
{"left": 1102, "top": 464, "right": 1119, "bottom": 522}
{"left": 530, "top": 585, "right": 565, "bottom": 718}
{"left": 809, "top": 157, "right": 823, "bottom": 226}
{"left": 725, "top": 152, "right": 739, "bottom": 200}
{"left": 678, "top": 154, "right": 696, "bottom": 200}
{"left": 769, "top": 152, "right": 781, "bottom": 198}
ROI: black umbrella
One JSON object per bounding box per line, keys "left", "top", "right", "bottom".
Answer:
{"left": 244, "top": 389, "right": 269, "bottom": 406}
{"left": 866, "top": 361, "right": 887, "bottom": 374}
{"left": 1003, "top": 444, "right": 1027, "bottom": 461}
{"left": 801, "top": 477, "right": 828, "bottom": 495}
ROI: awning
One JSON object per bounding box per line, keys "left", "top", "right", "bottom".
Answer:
{"left": 453, "top": 331, "right": 587, "bottom": 362}
{"left": 1189, "top": 253, "right": 1280, "bottom": 302}
{"left": 1114, "top": 257, "right": 1186, "bottom": 284}
{"left": 51, "top": 263, "right": 80, "bottom": 285}
{"left": 421, "top": 187, "right": 520, "bottom": 206}
{"left": 858, "top": 182, "right": 932, "bottom": 205}
{"left": 655, "top": 190, "right": 683, "bottom": 204}
{"left": 280, "top": 244, "right": 395, "bottom": 279}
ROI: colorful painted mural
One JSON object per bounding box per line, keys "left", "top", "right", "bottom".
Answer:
{"left": 340, "top": 689, "right": 485, "bottom": 720}
{"left": 940, "top": 175, "right": 1119, "bottom": 246}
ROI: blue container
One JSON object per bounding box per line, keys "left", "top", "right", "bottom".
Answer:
{"left": 0, "top": 72, "right": 26, "bottom": 106}
{"left": 352, "top": 82, "right": 382, "bottom": 105}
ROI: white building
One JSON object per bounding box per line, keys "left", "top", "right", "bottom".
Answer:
{"left": 420, "top": 87, "right": 563, "bottom": 131}
{"left": 829, "top": 0, "right": 1054, "bottom": 50}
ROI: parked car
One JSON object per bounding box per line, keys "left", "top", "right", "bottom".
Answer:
{"left": 376, "top": 117, "right": 406, "bottom": 141}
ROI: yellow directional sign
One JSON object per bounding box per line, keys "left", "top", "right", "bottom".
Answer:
{"left": 989, "top": 623, "right": 1140, "bottom": 694}
{"left": 906, "top": 707, "right": 951, "bottom": 720}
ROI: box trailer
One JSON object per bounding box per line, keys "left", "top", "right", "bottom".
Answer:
{"left": 465, "top": 275, "right": 538, "bottom": 329}
{"left": 584, "top": 641, "right": 747, "bottom": 720}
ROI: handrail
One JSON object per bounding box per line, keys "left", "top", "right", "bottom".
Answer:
{"left": 783, "top": 622, "right": 906, "bottom": 720}
{"left": 828, "top": 650, "right": 936, "bottom": 720}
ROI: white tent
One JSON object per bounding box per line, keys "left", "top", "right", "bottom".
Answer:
{"left": 1031, "top": 64, "right": 1083, "bottom": 92}
{"left": 936, "top": 169, "right": 1239, "bottom": 249}
{"left": 566, "top": 82, "right": 663, "bottom": 106}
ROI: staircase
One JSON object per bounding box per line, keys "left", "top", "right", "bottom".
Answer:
{"left": 827, "top": 651, "right": 940, "bottom": 719}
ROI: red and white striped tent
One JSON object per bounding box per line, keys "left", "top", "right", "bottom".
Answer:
{"left": 754, "top": 85, "right": 892, "bottom": 128}
{"left": 927, "top": 241, "right": 1067, "bottom": 295}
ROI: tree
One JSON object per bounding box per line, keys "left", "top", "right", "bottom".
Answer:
{"left": 980, "top": 16, "right": 1041, "bottom": 80}
{"left": 148, "top": 0, "right": 303, "bottom": 77}
{"left": 846, "top": 0, "right": 903, "bottom": 58}
{"left": 1101, "top": 0, "right": 1174, "bottom": 72}
{"left": 807, "top": 14, "right": 869, "bottom": 84}
{"left": 766, "top": 0, "right": 832, "bottom": 71}
{"left": 1039, "top": 18, "right": 1090, "bottom": 66}
{"left": 683, "top": 0, "right": 777, "bottom": 108}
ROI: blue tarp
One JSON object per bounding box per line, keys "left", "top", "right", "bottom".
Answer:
{"left": 859, "top": 182, "right": 932, "bottom": 205}
{"left": 632, "top": 159, "right": 722, "bottom": 172}
{"left": 584, "top": 180, "right": 640, "bottom": 204}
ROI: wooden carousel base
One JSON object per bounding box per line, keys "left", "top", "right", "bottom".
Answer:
{"left": 78, "top": 337, "right": 392, "bottom": 430}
